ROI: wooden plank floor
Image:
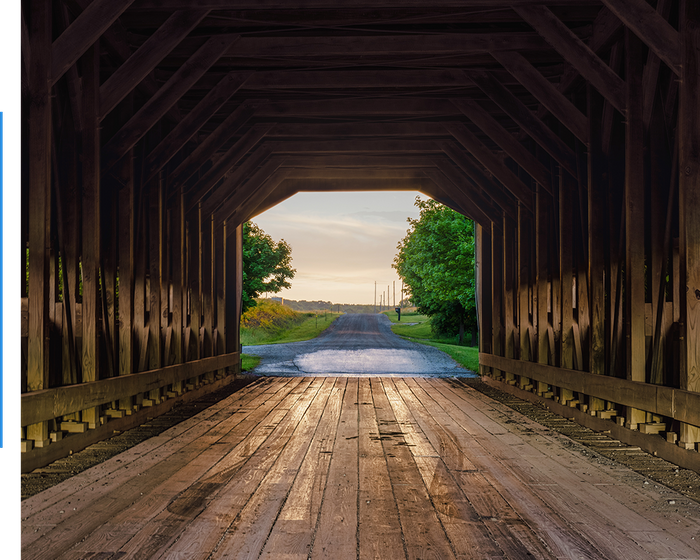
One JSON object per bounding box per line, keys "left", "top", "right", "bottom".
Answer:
{"left": 22, "top": 377, "right": 700, "bottom": 559}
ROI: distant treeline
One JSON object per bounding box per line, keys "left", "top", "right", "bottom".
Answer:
{"left": 269, "top": 297, "right": 381, "bottom": 314}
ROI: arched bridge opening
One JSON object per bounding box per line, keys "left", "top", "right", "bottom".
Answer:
{"left": 21, "top": 0, "right": 700, "bottom": 474}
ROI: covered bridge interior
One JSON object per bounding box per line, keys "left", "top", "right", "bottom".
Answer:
{"left": 21, "top": 0, "right": 700, "bottom": 474}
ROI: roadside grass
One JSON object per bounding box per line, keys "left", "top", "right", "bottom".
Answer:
{"left": 240, "top": 299, "right": 341, "bottom": 371}
{"left": 241, "top": 312, "right": 341, "bottom": 345}
{"left": 385, "top": 311, "right": 480, "bottom": 372}
{"left": 382, "top": 309, "right": 430, "bottom": 323}
{"left": 241, "top": 354, "right": 261, "bottom": 371}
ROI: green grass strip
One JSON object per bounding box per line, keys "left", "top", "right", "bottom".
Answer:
{"left": 241, "top": 354, "right": 261, "bottom": 371}
{"left": 241, "top": 313, "right": 340, "bottom": 345}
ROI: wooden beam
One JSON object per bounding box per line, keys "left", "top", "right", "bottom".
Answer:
{"left": 51, "top": 0, "right": 136, "bottom": 86}
{"left": 587, "top": 85, "right": 607, "bottom": 412}
{"left": 443, "top": 122, "right": 534, "bottom": 212}
{"left": 144, "top": 72, "right": 251, "bottom": 181}
{"left": 438, "top": 139, "right": 517, "bottom": 220}
{"left": 267, "top": 122, "right": 448, "bottom": 138}
{"left": 434, "top": 145, "right": 514, "bottom": 221}
{"left": 491, "top": 50, "right": 589, "bottom": 145}
{"left": 225, "top": 224, "right": 243, "bottom": 356}
{"left": 641, "top": 0, "right": 672, "bottom": 130}
{"left": 22, "top": 353, "right": 240, "bottom": 427}
{"left": 284, "top": 167, "right": 430, "bottom": 180}
{"left": 216, "top": 156, "right": 289, "bottom": 225}
{"left": 479, "top": 353, "right": 700, "bottom": 430}
{"left": 80, "top": 42, "right": 101, "bottom": 428}
{"left": 132, "top": 0, "right": 589, "bottom": 9}
{"left": 477, "top": 225, "right": 494, "bottom": 367}
{"left": 559, "top": 171, "right": 575, "bottom": 378}
{"left": 451, "top": 98, "right": 552, "bottom": 193}
{"left": 469, "top": 69, "right": 578, "bottom": 176}
{"left": 102, "top": 34, "right": 240, "bottom": 170}
{"left": 536, "top": 6, "right": 623, "bottom": 120}
{"left": 281, "top": 176, "right": 437, "bottom": 195}
{"left": 244, "top": 69, "right": 473, "bottom": 89}
{"left": 99, "top": 9, "right": 210, "bottom": 119}
{"left": 266, "top": 139, "right": 442, "bottom": 154}
{"left": 256, "top": 98, "right": 458, "bottom": 118}
{"left": 625, "top": 28, "right": 646, "bottom": 429}
{"left": 278, "top": 155, "right": 441, "bottom": 168}
{"left": 421, "top": 168, "right": 491, "bottom": 226}
{"left": 117, "top": 153, "right": 134, "bottom": 378}
{"left": 26, "top": 0, "right": 52, "bottom": 448}
{"left": 515, "top": 5, "right": 627, "bottom": 114}
{"left": 678, "top": 0, "right": 700, "bottom": 447}
{"left": 185, "top": 123, "right": 273, "bottom": 211}
{"left": 227, "top": 32, "right": 549, "bottom": 57}
{"left": 169, "top": 100, "right": 258, "bottom": 192}
{"left": 602, "top": 0, "right": 681, "bottom": 76}
{"left": 197, "top": 144, "right": 273, "bottom": 216}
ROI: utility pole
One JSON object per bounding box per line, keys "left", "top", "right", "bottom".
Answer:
{"left": 393, "top": 281, "right": 395, "bottom": 308}
{"left": 374, "top": 281, "right": 376, "bottom": 313}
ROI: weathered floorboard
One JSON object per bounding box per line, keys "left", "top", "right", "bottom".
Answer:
{"left": 22, "top": 377, "right": 700, "bottom": 559}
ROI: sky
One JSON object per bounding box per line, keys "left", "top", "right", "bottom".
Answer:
{"left": 252, "top": 191, "right": 428, "bottom": 306}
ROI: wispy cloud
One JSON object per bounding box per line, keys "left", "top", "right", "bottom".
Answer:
{"left": 254, "top": 191, "right": 423, "bottom": 304}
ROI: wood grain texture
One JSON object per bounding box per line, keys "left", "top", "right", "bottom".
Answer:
{"left": 22, "top": 377, "right": 700, "bottom": 559}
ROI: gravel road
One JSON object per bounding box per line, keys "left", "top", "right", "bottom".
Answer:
{"left": 243, "top": 313, "right": 477, "bottom": 376}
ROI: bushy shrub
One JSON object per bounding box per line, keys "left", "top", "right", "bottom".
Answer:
{"left": 240, "top": 299, "right": 302, "bottom": 332}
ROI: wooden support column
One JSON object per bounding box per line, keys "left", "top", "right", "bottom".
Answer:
{"left": 476, "top": 224, "right": 493, "bottom": 377}
{"left": 491, "top": 221, "right": 504, "bottom": 379}
{"left": 535, "top": 184, "right": 551, "bottom": 395}
{"left": 145, "top": 180, "right": 163, "bottom": 405}
{"left": 225, "top": 222, "right": 244, "bottom": 374}
{"left": 625, "top": 28, "right": 647, "bottom": 430}
{"left": 119, "top": 152, "right": 136, "bottom": 375}
{"left": 518, "top": 204, "right": 534, "bottom": 374}
{"left": 559, "top": 171, "right": 576, "bottom": 405}
{"left": 678, "top": 0, "right": 700, "bottom": 449}
{"left": 117, "top": 149, "right": 134, "bottom": 412}
{"left": 201, "top": 215, "right": 215, "bottom": 381}
{"left": 503, "top": 217, "right": 517, "bottom": 382}
{"left": 187, "top": 205, "right": 202, "bottom": 363}
{"left": 170, "top": 186, "right": 185, "bottom": 394}
{"left": 81, "top": 41, "right": 101, "bottom": 429}
{"left": 216, "top": 222, "right": 227, "bottom": 376}
{"left": 588, "top": 85, "right": 607, "bottom": 413}
{"left": 26, "top": 0, "right": 52, "bottom": 448}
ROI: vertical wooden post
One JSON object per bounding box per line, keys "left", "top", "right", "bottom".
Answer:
{"left": 202, "top": 214, "right": 215, "bottom": 381}
{"left": 503, "top": 216, "right": 516, "bottom": 378}
{"left": 171, "top": 186, "right": 185, "bottom": 392}
{"left": 81, "top": 41, "right": 101, "bottom": 429}
{"left": 536, "top": 184, "right": 551, "bottom": 394}
{"left": 146, "top": 180, "right": 163, "bottom": 405}
{"left": 625, "top": 27, "right": 647, "bottom": 429}
{"left": 476, "top": 223, "right": 493, "bottom": 376}
{"left": 117, "top": 157, "right": 134, "bottom": 376}
{"left": 588, "top": 84, "right": 607, "bottom": 412}
{"left": 225, "top": 222, "right": 243, "bottom": 374}
{"left": 518, "top": 204, "right": 533, "bottom": 389}
{"left": 187, "top": 205, "right": 201, "bottom": 364}
{"left": 26, "top": 0, "right": 52, "bottom": 447}
{"left": 678, "top": 0, "right": 700, "bottom": 449}
{"left": 216, "top": 222, "right": 227, "bottom": 376}
{"left": 559, "top": 170, "right": 575, "bottom": 404}
{"left": 491, "top": 220, "right": 504, "bottom": 379}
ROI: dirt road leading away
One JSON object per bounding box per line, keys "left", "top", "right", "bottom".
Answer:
{"left": 244, "top": 313, "right": 476, "bottom": 376}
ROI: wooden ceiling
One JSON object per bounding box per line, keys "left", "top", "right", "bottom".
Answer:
{"left": 44, "top": 0, "right": 679, "bottom": 226}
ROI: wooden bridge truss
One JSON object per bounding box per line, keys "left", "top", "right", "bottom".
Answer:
{"left": 21, "top": 0, "right": 700, "bottom": 472}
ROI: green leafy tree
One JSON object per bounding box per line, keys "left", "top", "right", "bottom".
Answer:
{"left": 242, "top": 222, "right": 296, "bottom": 312}
{"left": 393, "top": 198, "right": 476, "bottom": 344}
